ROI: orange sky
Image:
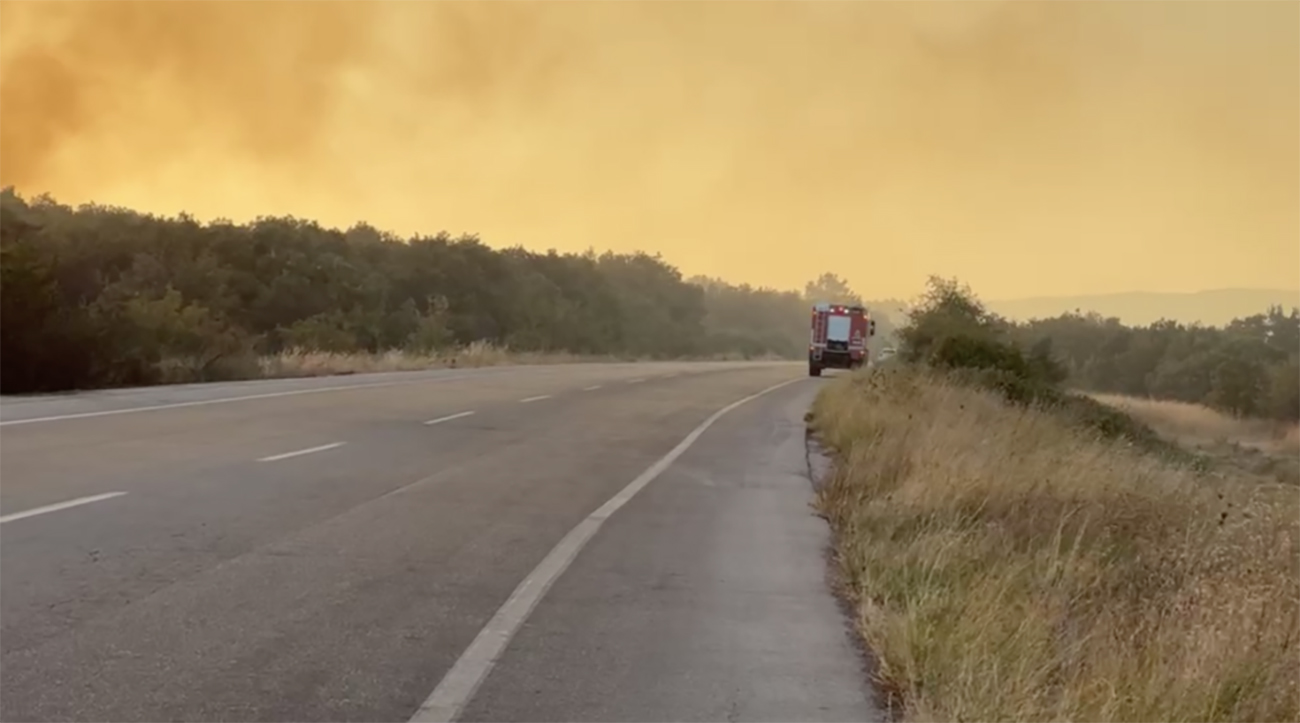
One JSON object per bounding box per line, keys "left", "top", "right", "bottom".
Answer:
{"left": 2, "top": 0, "right": 1296, "bottom": 299}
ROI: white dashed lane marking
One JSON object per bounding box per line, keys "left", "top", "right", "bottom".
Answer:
{"left": 425, "top": 411, "right": 476, "bottom": 426}
{"left": 258, "top": 442, "right": 346, "bottom": 463}
{"left": 0, "top": 492, "right": 129, "bottom": 524}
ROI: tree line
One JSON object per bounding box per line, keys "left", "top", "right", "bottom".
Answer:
{"left": 898, "top": 277, "right": 1299, "bottom": 424}
{"left": 1014, "top": 306, "right": 1299, "bottom": 421}
{"left": 0, "top": 189, "right": 888, "bottom": 394}
{"left": 12, "top": 188, "right": 1280, "bottom": 417}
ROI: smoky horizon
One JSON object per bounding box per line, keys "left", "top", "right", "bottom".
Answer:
{"left": 2, "top": 0, "right": 1296, "bottom": 301}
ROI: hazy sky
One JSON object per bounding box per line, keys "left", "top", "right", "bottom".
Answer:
{"left": 2, "top": 1, "right": 1297, "bottom": 299}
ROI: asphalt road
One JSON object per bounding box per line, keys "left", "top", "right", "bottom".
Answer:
{"left": 0, "top": 362, "right": 882, "bottom": 722}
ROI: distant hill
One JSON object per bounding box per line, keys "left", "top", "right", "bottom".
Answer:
{"left": 986, "top": 289, "right": 1300, "bottom": 327}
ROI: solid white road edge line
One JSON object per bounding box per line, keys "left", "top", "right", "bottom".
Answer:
{"left": 518, "top": 395, "right": 551, "bottom": 403}
{"left": 257, "top": 441, "right": 346, "bottom": 463}
{"left": 408, "top": 375, "right": 805, "bottom": 723}
{"left": 626, "top": 378, "right": 645, "bottom": 384}
{"left": 582, "top": 385, "right": 602, "bottom": 391}
{"left": 425, "top": 411, "right": 476, "bottom": 426}
{"left": 0, "top": 492, "right": 128, "bottom": 524}
{"left": 0, "top": 371, "right": 506, "bottom": 427}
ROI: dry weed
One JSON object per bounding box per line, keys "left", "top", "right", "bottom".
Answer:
{"left": 1089, "top": 393, "right": 1300, "bottom": 486}
{"left": 813, "top": 367, "right": 1300, "bottom": 722}
{"left": 257, "top": 342, "right": 783, "bottom": 377}
{"left": 1088, "top": 392, "right": 1299, "bottom": 457}
{"left": 258, "top": 341, "right": 601, "bottom": 377}
{"left": 155, "top": 342, "right": 778, "bottom": 385}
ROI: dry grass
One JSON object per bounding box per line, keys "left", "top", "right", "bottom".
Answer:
{"left": 257, "top": 341, "right": 602, "bottom": 377}
{"left": 255, "top": 342, "right": 782, "bottom": 377}
{"left": 1087, "top": 392, "right": 1299, "bottom": 457}
{"left": 811, "top": 367, "right": 1300, "bottom": 723}
{"left": 152, "top": 341, "right": 782, "bottom": 386}
{"left": 1088, "top": 393, "right": 1300, "bottom": 486}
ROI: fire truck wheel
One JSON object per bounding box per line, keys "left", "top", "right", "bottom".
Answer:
{"left": 808, "top": 363, "right": 822, "bottom": 378}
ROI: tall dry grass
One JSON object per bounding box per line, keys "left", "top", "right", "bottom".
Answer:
{"left": 1087, "top": 392, "right": 1300, "bottom": 487}
{"left": 152, "top": 341, "right": 782, "bottom": 386}
{"left": 812, "top": 367, "right": 1300, "bottom": 722}
{"left": 257, "top": 341, "right": 601, "bottom": 378}
{"left": 254, "top": 342, "right": 784, "bottom": 378}
{"left": 1087, "top": 392, "right": 1300, "bottom": 457}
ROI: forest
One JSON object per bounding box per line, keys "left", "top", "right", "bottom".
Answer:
{"left": 0, "top": 188, "right": 889, "bottom": 393}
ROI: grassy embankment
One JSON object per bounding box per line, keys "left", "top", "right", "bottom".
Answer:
{"left": 810, "top": 365, "right": 1299, "bottom": 722}
{"left": 1087, "top": 392, "right": 1300, "bottom": 487}
{"left": 155, "top": 342, "right": 782, "bottom": 384}
{"left": 809, "top": 277, "right": 1300, "bottom": 720}
{"left": 258, "top": 342, "right": 611, "bottom": 378}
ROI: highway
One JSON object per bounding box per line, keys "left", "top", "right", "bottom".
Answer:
{"left": 0, "top": 362, "right": 881, "bottom": 722}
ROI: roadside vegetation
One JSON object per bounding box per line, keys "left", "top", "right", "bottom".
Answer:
{"left": 811, "top": 277, "right": 1300, "bottom": 722}
{"left": 0, "top": 189, "right": 900, "bottom": 394}
{"left": 1086, "top": 392, "right": 1299, "bottom": 456}
{"left": 256, "top": 343, "right": 789, "bottom": 379}
{"left": 1087, "top": 392, "right": 1299, "bottom": 487}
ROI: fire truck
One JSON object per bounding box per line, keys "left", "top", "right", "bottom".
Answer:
{"left": 808, "top": 302, "right": 875, "bottom": 377}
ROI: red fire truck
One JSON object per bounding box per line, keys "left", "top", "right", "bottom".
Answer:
{"left": 809, "top": 302, "right": 875, "bottom": 377}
